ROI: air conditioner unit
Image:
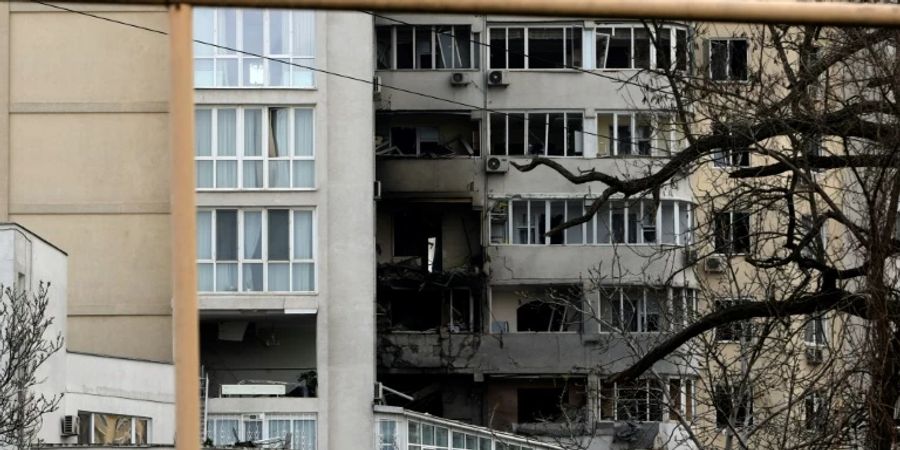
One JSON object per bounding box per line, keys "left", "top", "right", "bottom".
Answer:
{"left": 373, "top": 76, "right": 383, "bottom": 94}
{"left": 485, "top": 156, "right": 509, "bottom": 173}
{"left": 487, "top": 70, "right": 510, "bottom": 87}
{"left": 60, "top": 415, "right": 80, "bottom": 437}
{"left": 450, "top": 72, "right": 470, "bottom": 86}
{"left": 704, "top": 255, "right": 726, "bottom": 273}
{"left": 806, "top": 346, "right": 824, "bottom": 364}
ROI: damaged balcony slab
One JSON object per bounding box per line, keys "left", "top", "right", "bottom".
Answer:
{"left": 207, "top": 397, "right": 318, "bottom": 415}
{"left": 377, "top": 158, "right": 484, "bottom": 204}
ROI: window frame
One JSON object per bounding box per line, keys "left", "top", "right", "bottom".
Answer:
{"left": 195, "top": 106, "right": 316, "bottom": 191}
{"left": 598, "top": 286, "right": 698, "bottom": 333}
{"left": 708, "top": 37, "right": 749, "bottom": 82}
{"left": 206, "top": 413, "right": 317, "bottom": 449}
{"left": 804, "top": 313, "right": 827, "bottom": 348}
{"left": 600, "top": 378, "right": 694, "bottom": 422}
{"left": 197, "top": 208, "right": 317, "bottom": 293}
{"left": 488, "top": 24, "right": 583, "bottom": 70}
{"left": 194, "top": 8, "right": 316, "bottom": 88}
{"left": 598, "top": 111, "right": 682, "bottom": 157}
{"left": 377, "top": 25, "right": 480, "bottom": 71}
{"left": 594, "top": 24, "right": 690, "bottom": 71}
{"left": 77, "top": 411, "right": 151, "bottom": 445}
{"left": 499, "top": 198, "right": 693, "bottom": 246}
{"left": 489, "top": 110, "right": 584, "bottom": 157}
{"left": 713, "top": 210, "right": 751, "bottom": 254}
{"left": 714, "top": 383, "right": 754, "bottom": 429}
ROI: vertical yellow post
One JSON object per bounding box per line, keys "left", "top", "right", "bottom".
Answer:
{"left": 169, "top": 4, "right": 199, "bottom": 450}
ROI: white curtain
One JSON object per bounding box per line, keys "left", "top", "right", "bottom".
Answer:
{"left": 216, "top": 264, "right": 238, "bottom": 292}
{"left": 291, "top": 11, "right": 315, "bottom": 57}
{"left": 243, "top": 161, "right": 262, "bottom": 188}
{"left": 292, "top": 161, "right": 314, "bottom": 188}
{"left": 269, "top": 161, "right": 290, "bottom": 188}
{"left": 217, "top": 109, "right": 237, "bottom": 156}
{"left": 292, "top": 263, "right": 314, "bottom": 292}
{"left": 195, "top": 110, "right": 212, "bottom": 156}
{"left": 269, "top": 11, "right": 290, "bottom": 54}
{"left": 216, "top": 161, "right": 237, "bottom": 188}
{"left": 294, "top": 211, "right": 313, "bottom": 259}
{"left": 294, "top": 109, "right": 313, "bottom": 156}
{"left": 244, "top": 212, "right": 262, "bottom": 259}
{"left": 197, "top": 161, "right": 213, "bottom": 189}
{"left": 293, "top": 419, "right": 316, "bottom": 450}
{"left": 268, "top": 263, "right": 290, "bottom": 291}
{"left": 244, "top": 109, "right": 262, "bottom": 156}
{"left": 197, "top": 211, "right": 212, "bottom": 258}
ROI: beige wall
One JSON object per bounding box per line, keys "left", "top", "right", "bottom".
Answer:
{"left": 3, "top": 4, "right": 172, "bottom": 362}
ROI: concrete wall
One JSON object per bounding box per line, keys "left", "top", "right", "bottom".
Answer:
{"left": 1, "top": 3, "right": 173, "bottom": 362}
{"left": 62, "top": 352, "right": 175, "bottom": 445}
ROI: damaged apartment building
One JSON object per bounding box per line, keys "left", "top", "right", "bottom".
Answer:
{"left": 374, "top": 15, "right": 697, "bottom": 448}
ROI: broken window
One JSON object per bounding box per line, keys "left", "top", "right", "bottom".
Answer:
{"left": 516, "top": 285, "right": 582, "bottom": 332}
{"left": 670, "top": 288, "right": 698, "bottom": 331}
{"left": 378, "top": 25, "right": 478, "bottom": 70}
{"left": 490, "top": 111, "right": 583, "bottom": 157}
{"left": 197, "top": 209, "right": 315, "bottom": 292}
{"left": 206, "top": 414, "right": 316, "bottom": 450}
{"left": 503, "top": 198, "right": 691, "bottom": 245}
{"left": 600, "top": 380, "right": 666, "bottom": 422}
{"left": 449, "top": 289, "right": 473, "bottom": 332}
{"left": 517, "top": 387, "right": 566, "bottom": 422}
{"left": 77, "top": 412, "right": 150, "bottom": 445}
{"left": 387, "top": 289, "right": 443, "bottom": 332}
{"left": 599, "top": 285, "right": 667, "bottom": 333}
{"left": 804, "top": 391, "right": 827, "bottom": 432}
{"left": 804, "top": 314, "right": 827, "bottom": 347}
{"left": 194, "top": 8, "right": 314, "bottom": 87}
{"left": 489, "top": 25, "right": 582, "bottom": 69}
{"left": 392, "top": 209, "right": 442, "bottom": 271}
{"left": 596, "top": 24, "right": 690, "bottom": 70}
{"left": 709, "top": 38, "right": 749, "bottom": 81}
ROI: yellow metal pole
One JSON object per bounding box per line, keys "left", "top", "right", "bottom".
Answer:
{"left": 169, "top": 4, "right": 199, "bottom": 450}
{"left": 45, "top": 0, "right": 900, "bottom": 27}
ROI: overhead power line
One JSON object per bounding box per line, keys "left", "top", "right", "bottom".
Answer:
{"left": 34, "top": 0, "right": 690, "bottom": 156}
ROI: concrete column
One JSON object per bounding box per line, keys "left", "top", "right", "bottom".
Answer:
{"left": 0, "top": 2, "right": 9, "bottom": 221}
{"left": 325, "top": 11, "right": 375, "bottom": 450}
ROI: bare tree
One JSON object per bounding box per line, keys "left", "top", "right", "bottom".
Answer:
{"left": 0, "top": 283, "right": 64, "bottom": 448}
{"left": 514, "top": 19, "right": 900, "bottom": 450}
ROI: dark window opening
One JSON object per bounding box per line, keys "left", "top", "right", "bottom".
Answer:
{"left": 715, "top": 384, "right": 753, "bottom": 428}
{"left": 714, "top": 211, "right": 750, "bottom": 254}
{"left": 515, "top": 285, "right": 583, "bottom": 332}
{"left": 393, "top": 209, "right": 442, "bottom": 272}
{"left": 528, "top": 28, "right": 565, "bottom": 68}
{"left": 396, "top": 27, "right": 414, "bottom": 69}
{"left": 518, "top": 387, "right": 566, "bottom": 423}
{"left": 715, "top": 299, "right": 752, "bottom": 341}
{"left": 387, "top": 289, "right": 443, "bottom": 332}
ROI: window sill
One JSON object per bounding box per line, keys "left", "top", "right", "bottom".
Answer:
{"left": 195, "top": 85, "right": 318, "bottom": 91}
{"left": 376, "top": 68, "right": 480, "bottom": 72}
{"left": 196, "top": 188, "right": 318, "bottom": 192}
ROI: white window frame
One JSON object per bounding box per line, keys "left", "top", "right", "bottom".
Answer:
{"left": 501, "top": 198, "right": 693, "bottom": 246}
{"left": 196, "top": 106, "right": 316, "bottom": 190}
{"left": 804, "top": 313, "right": 827, "bottom": 347}
{"left": 489, "top": 111, "right": 584, "bottom": 157}
{"left": 207, "top": 413, "right": 317, "bottom": 450}
{"left": 197, "top": 208, "right": 317, "bottom": 293}
{"left": 194, "top": 8, "right": 316, "bottom": 88}
{"left": 598, "top": 286, "right": 689, "bottom": 333}
{"left": 487, "top": 24, "right": 583, "bottom": 70}
{"left": 594, "top": 24, "right": 690, "bottom": 71}
{"left": 378, "top": 25, "right": 479, "bottom": 70}
{"left": 601, "top": 378, "right": 695, "bottom": 422}
{"left": 600, "top": 379, "right": 667, "bottom": 422}
{"left": 600, "top": 112, "right": 681, "bottom": 158}
{"left": 408, "top": 420, "right": 451, "bottom": 450}
{"left": 708, "top": 37, "right": 749, "bottom": 82}
{"left": 79, "top": 412, "right": 151, "bottom": 445}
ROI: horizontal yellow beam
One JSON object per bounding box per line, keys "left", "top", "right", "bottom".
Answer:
{"left": 42, "top": 0, "right": 900, "bottom": 26}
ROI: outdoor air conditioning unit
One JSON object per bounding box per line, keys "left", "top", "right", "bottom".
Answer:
{"left": 487, "top": 70, "right": 510, "bottom": 87}
{"left": 450, "top": 72, "right": 470, "bottom": 86}
{"left": 704, "top": 255, "right": 726, "bottom": 273}
{"left": 806, "top": 347, "right": 824, "bottom": 364}
{"left": 60, "top": 415, "right": 80, "bottom": 437}
{"left": 485, "top": 156, "right": 509, "bottom": 173}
